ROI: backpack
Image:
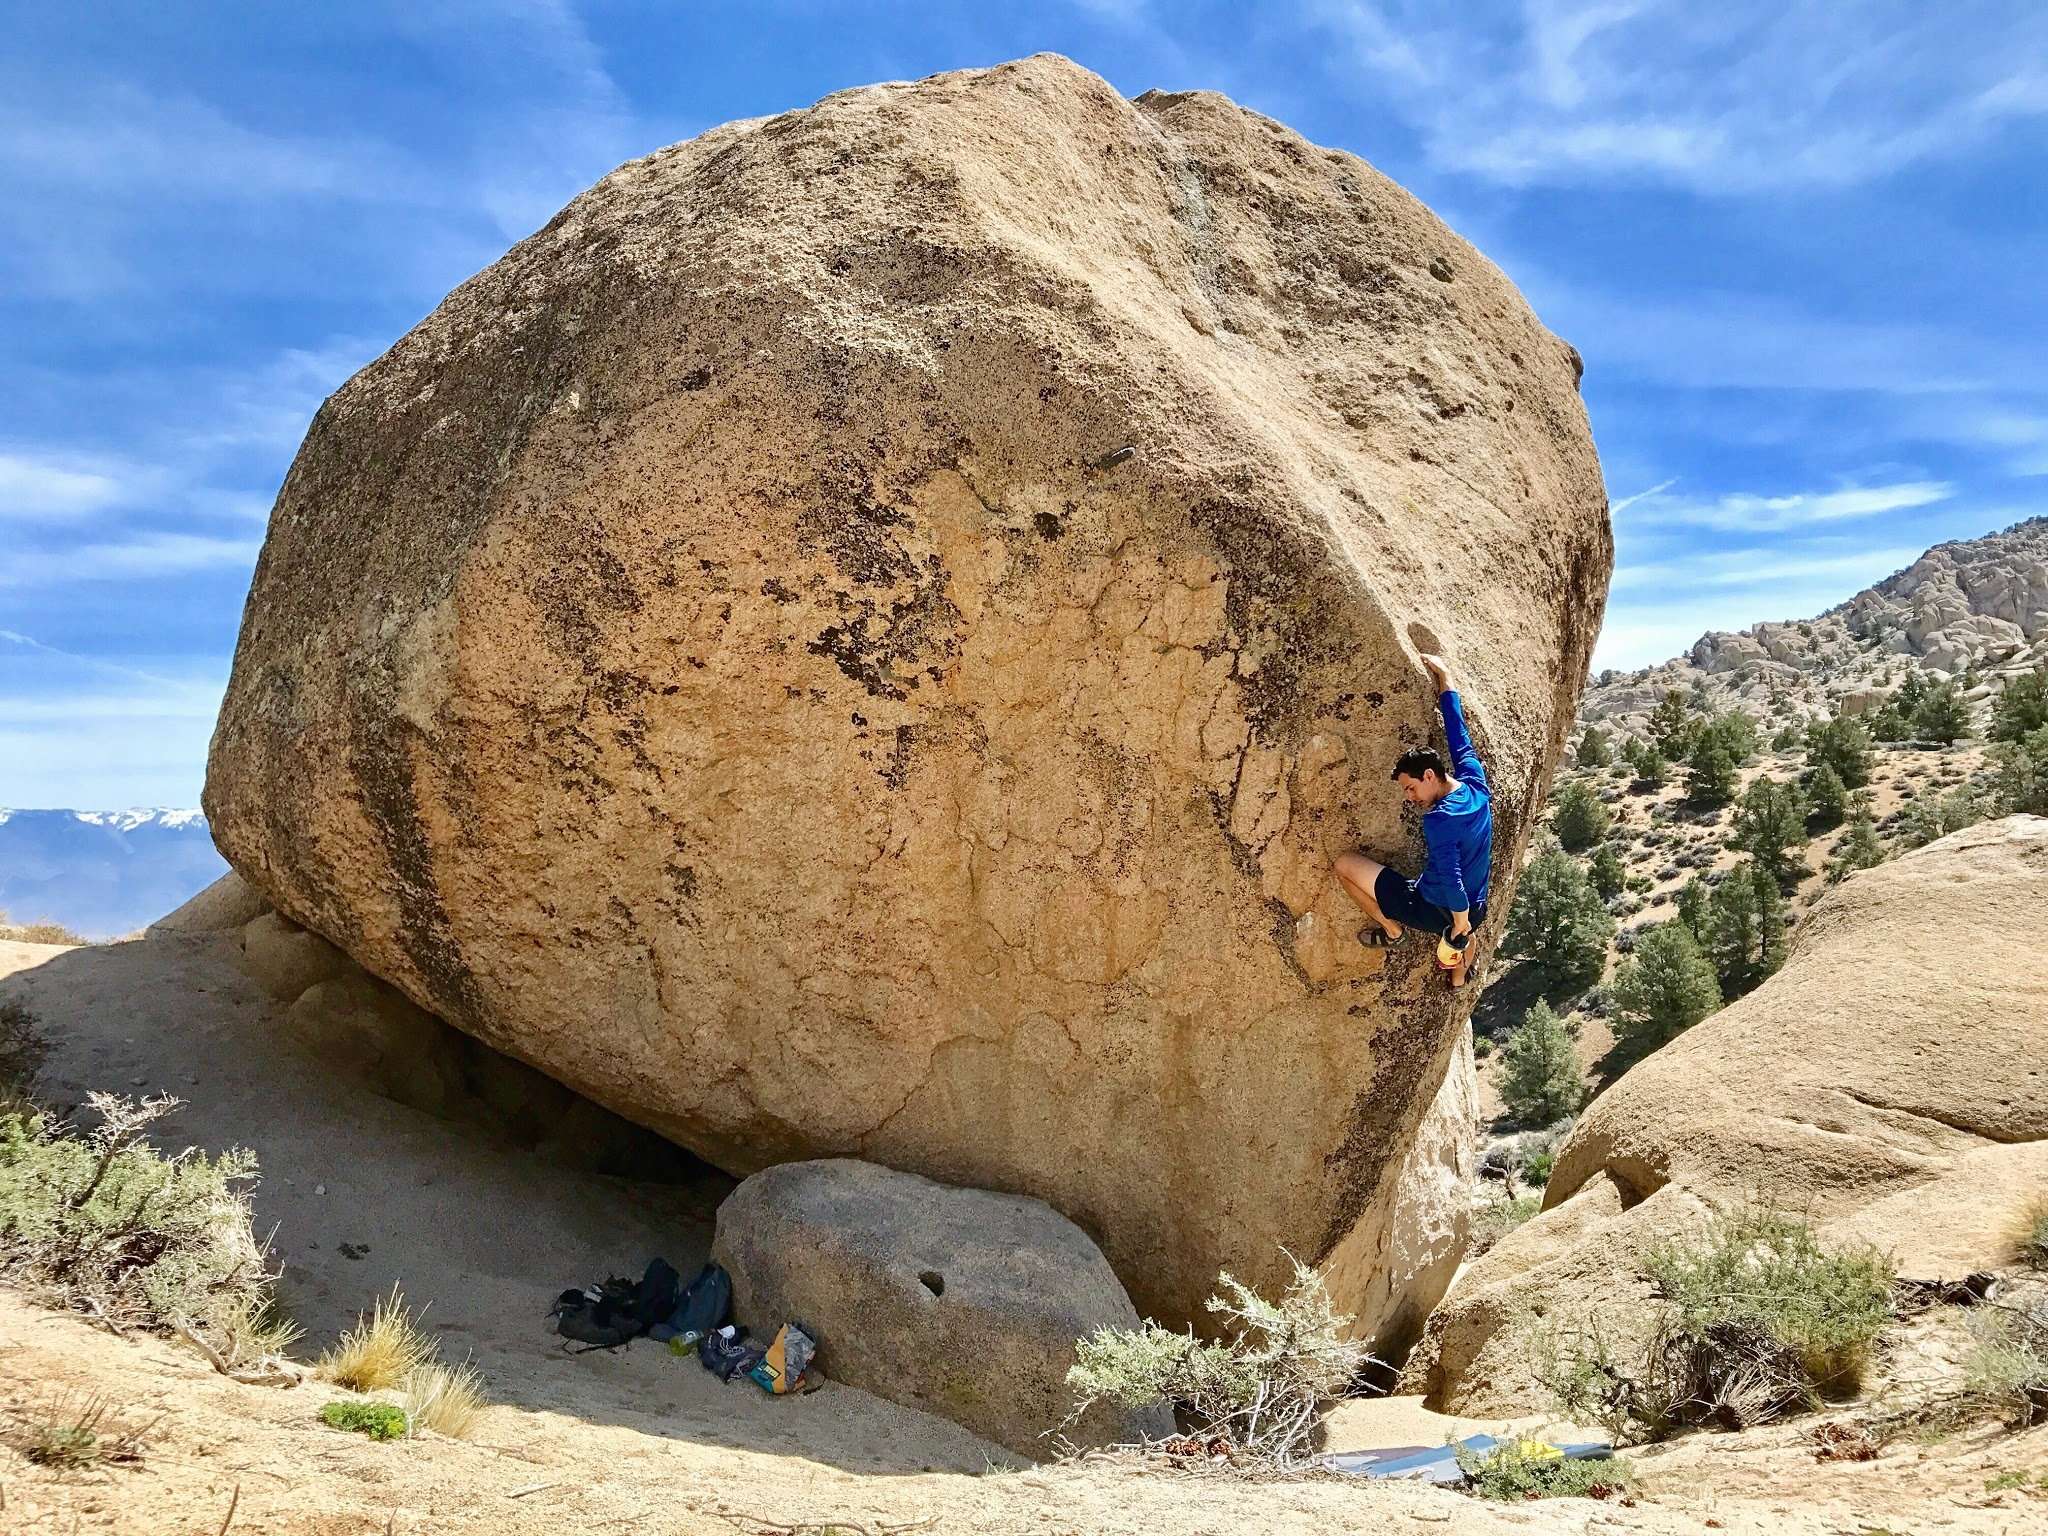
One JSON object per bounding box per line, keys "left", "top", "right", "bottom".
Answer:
{"left": 548, "top": 1257, "right": 683, "bottom": 1353}
{"left": 673, "top": 1263, "right": 731, "bottom": 1336}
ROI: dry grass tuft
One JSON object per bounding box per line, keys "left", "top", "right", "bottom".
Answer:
{"left": 403, "top": 1358, "right": 490, "bottom": 1438}
{"left": 10, "top": 1391, "right": 156, "bottom": 1470}
{"left": 0, "top": 910, "right": 90, "bottom": 946}
{"left": 317, "top": 1286, "right": 435, "bottom": 1391}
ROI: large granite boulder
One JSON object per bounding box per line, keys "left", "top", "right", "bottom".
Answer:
{"left": 204, "top": 54, "right": 1608, "bottom": 1334}
{"left": 714, "top": 1158, "right": 1172, "bottom": 1457}
{"left": 1415, "top": 817, "right": 2048, "bottom": 1414}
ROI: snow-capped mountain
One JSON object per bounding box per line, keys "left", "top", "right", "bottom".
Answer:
{"left": 0, "top": 808, "right": 227, "bottom": 941}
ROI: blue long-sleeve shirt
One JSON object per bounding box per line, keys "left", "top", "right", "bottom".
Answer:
{"left": 1416, "top": 690, "right": 1493, "bottom": 914}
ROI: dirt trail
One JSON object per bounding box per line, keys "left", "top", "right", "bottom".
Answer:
{"left": 2, "top": 932, "right": 2043, "bottom": 1534}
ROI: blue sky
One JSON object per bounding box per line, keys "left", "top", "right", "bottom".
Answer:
{"left": 3, "top": 2, "right": 2044, "bottom": 808}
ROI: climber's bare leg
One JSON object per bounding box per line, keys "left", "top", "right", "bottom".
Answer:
{"left": 1334, "top": 851, "right": 1402, "bottom": 940}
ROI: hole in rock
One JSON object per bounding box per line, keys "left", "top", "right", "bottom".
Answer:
{"left": 919, "top": 1270, "right": 946, "bottom": 1298}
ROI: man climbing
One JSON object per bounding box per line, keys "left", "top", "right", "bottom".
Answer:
{"left": 1333, "top": 653, "right": 1492, "bottom": 989}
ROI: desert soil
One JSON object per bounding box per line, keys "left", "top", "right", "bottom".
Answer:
{"left": 3, "top": 931, "right": 2044, "bottom": 1534}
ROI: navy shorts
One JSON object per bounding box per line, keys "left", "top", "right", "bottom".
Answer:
{"left": 1373, "top": 866, "right": 1486, "bottom": 939}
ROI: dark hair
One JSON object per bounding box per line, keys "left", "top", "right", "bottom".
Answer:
{"left": 1391, "top": 747, "right": 1447, "bottom": 782}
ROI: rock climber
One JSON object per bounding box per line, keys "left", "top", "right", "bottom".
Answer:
{"left": 1333, "top": 653, "right": 1492, "bottom": 989}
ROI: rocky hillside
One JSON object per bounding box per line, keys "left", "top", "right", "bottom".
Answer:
{"left": 1584, "top": 516, "right": 2048, "bottom": 734}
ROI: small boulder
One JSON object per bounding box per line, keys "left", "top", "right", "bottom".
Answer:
{"left": 712, "top": 1158, "right": 1172, "bottom": 1458}
{"left": 239, "top": 910, "right": 354, "bottom": 1002}
{"left": 150, "top": 871, "right": 270, "bottom": 935}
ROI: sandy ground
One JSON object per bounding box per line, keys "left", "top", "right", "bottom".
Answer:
{"left": 3, "top": 930, "right": 2046, "bottom": 1534}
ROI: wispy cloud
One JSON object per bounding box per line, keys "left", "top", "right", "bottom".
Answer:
{"left": 1608, "top": 476, "right": 1677, "bottom": 515}
{"left": 1309, "top": 2, "right": 2048, "bottom": 194}
{"left": 0, "top": 452, "right": 149, "bottom": 521}
{"left": 0, "top": 533, "right": 260, "bottom": 588}
{"left": 1619, "top": 478, "right": 1955, "bottom": 532}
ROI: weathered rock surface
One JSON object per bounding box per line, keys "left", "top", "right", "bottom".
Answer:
{"left": 205, "top": 54, "right": 1608, "bottom": 1333}
{"left": 1415, "top": 816, "right": 2048, "bottom": 1414}
{"left": 713, "top": 1158, "right": 1171, "bottom": 1456}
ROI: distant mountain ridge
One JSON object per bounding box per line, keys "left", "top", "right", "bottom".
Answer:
{"left": 0, "top": 808, "right": 226, "bottom": 941}
{"left": 1584, "top": 515, "right": 2048, "bottom": 730}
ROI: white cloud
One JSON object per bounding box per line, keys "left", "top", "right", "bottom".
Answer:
{"left": 1619, "top": 478, "right": 1955, "bottom": 532}
{"left": 0, "top": 533, "right": 260, "bottom": 588}
{"left": 1308, "top": 1, "right": 2048, "bottom": 193}
{"left": 0, "top": 452, "right": 157, "bottom": 521}
{"left": 1607, "top": 476, "right": 1677, "bottom": 515}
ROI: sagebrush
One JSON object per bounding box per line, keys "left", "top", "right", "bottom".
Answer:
{"left": 1534, "top": 1206, "right": 1894, "bottom": 1443}
{"left": 1067, "top": 1252, "right": 1375, "bottom": 1466}
{"left": 0, "top": 1092, "right": 281, "bottom": 1362}
{"left": 1962, "top": 1300, "right": 2048, "bottom": 1429}
{"left": 1455, "top": 1438, "right": 1630, "bottom": 1501}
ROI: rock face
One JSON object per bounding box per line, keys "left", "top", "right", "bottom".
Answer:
{"left": 204, "top": 54, "right": 1608, "bottom": 1334}
{"left": 713, "top": 1158, "right": 1171, "bottom": 1457}
{"left": 1415, "top": 816, "right": 2048, "bottom": 1414}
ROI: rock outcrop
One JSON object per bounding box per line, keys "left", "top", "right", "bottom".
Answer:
{"left": 1583, "top": 516, "right": 2048, "bottom": 734}
{"left": 204, "top": 54, "right": 1608, "bottom": 1334}
{"left": 1416, "top": 816, "right": 2048, "bottom": 1414}
{"left": 713, "top": 1158, "right": 1171, "bottom": 1456}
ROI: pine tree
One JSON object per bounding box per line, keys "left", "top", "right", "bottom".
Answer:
{"left": 1588, "top": 842, "right": 1625, "bottom": 900}
{"left": 1499, "top": 1001, "right": 1586, "bottom": 1126}
{"left": 1576, "top": 725, "right": 1613, "bottom": 769}
{"left": 1650, "top": 689, "right": 1699, "bottom": 759}
{"left": 1900, "top": 787, "right": 1983, "bottom": 848}
{"left": 1610, "top": 923, "right": 1723, "bottom": 1055}
{"left": 1804, "top": 714, "right": 1872, "bottom": 789}
{"left": 1771, "top": 723, "right": 1802, "bottom": 752}
{"left": 1702, "top": 861, "right": 1786, "bottom": 999}
{"left": 1913, "top": 680, "right": 1973, "bottom": 744}
{"left": 1685, "top": 734, "right": 1738, "bottom": 808}
{"left": 1991, "top": 725, "right": 2048, "bottom": 815}
{"left": 1626, "top": 737, "right": 1667, "bottom": 787}
{"left": 1675, "top": 875, "right": 1711, "bottom": 944}
{"left": 1806, "top": 763, "right": 1848, "bottom": 828}
{"left": 1827, "top": 809, "right": 1885, "bottom": 884}
{"left": 1991, "top": 668, "right": 2048, "bottom": 744}
{"left": 1701, "top": 711, "right": 1758, "bottom": 763}
{"left": 1502, "top": 846, "right": 1615, "bottom": 990}
{"left": 1733, "top": 776, "right": 1807, "bottom": 883}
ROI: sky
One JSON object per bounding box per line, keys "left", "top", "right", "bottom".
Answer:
{"left": 2, "top": 2, "right": 2044, "bottom": 808}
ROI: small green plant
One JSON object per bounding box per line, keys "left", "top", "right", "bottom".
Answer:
{"left": 1984, "top": 1466, "right": 2048, "bottom": 1494}
{"left": 1499, "top": 1001, "right": 1585, "bottom": 1125}
{"left": 1469, "top": 1191, "right": 1541, "bottom": 1258}
{"left": 1068, "top": 1251, "right": 1376, "bottom": 1466}
{"left": 1455, "top": 1438, "right": 1631, "bottom": 1501}
{"left": 1524, "top": 1146, "right": 1557, "bottom": 1187}
{"left": 318, "top": 1286, "right": 436, "bottom": 1391}
{"left": 11, "top": 1392, "right": 153, "bottom": 1470}
{"left": 0, "top": 998, "right": 46, "bottom": 1117}
{"left": 319, "top": 1399, "right": 409, "bottom": 1441}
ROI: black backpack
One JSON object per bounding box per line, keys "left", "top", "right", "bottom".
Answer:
{"left": 549, "top": 1258, "right": 682, "bottom": 1353}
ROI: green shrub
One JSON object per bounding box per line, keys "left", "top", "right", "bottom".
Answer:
{"left": 1900, "top": 788, "right": 1984, "bottom": 849}
{"left": 1805, "top": 715, "right": 1873, "bottom": 789}
{"left": 1468, "top": 1192, "right": 1541, "bottom": 1259}
{"left": 319, "top": 1400, "right": 409, "bottom": 1441}
{"left": 1806, "top": 763, "right": 1849, "bottom": 828}
{"left": 1991, "top": 667, "right": 2048, "bottom": 743}
{"left": 1685, "top": 735, "right": 1738, "bottom": 808}
{"left": 1625, "top": 737, "right": 1667, "bottom": 787}
{"left": 1552, "top": 781, "right": 1611, "bottom": 853}
{"left": 1608, "top": 923, "right": 1722, "bottom": 1054}
{"left": 1503, "top": 846, "right": 1614, "bottom": 991}
{"left": 1455, "top": 1439, "right": 1631, "bottom": 1501}
{"left": 1991, "top": 725, "right": 2048, "bottom": 815}
{"left": 1771, "top": 724, "right": 1802, "bottom": 752}
{"left": 0, "top": 1093, "right": 275, "bottom": 1353}
{"left": 1523, "top": 1146, "right": 1557, "bottom": 1186}
{"left": 1588, "top": 842, "right": 1626, "bottom": 900}
{"left": 0, "top": 999, "right": 45, "bottom": 1118}
{"left": 1913, "top": 680, "right": 1973, "bottom": 744}
{"left": 1827, "top": 810, "right": 1886, "bottom": 884}
{"left": 1576, "top": 726, "right": 1613, "bottom": 769}
{"left": 1962, "top": 1301, "right": 2048, "bottom": 1428}
{"left": 1068, "top": 1252, "right": 1373, "bottom": 1465}
{"left": 1500, "top": 1001, "right": 1586, "bottom": 1125}
{"left": 1537, "top": 1207, "right": 1894, "bottom": 1443}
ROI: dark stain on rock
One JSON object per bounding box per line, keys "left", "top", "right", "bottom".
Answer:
{"left": 1032, "top": 511, "right": 1065, "bottom": 541}
{"left": 1188, "top": 497, "right": 1346, "bottom": 737}
{"left": 1317, "top": 995, "right": 1457, "bottom": 1258}
{"left": 880, "top": 724, "right": 917, "bottom": 789}
{"left": 761, "top": 576, "right": 798, "bottom": 603}
{"left": 808, "top": 555, "right": 961, "bottom": 701}
{"left": 679, "top": 366, "right": 712, "bottom": 391}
